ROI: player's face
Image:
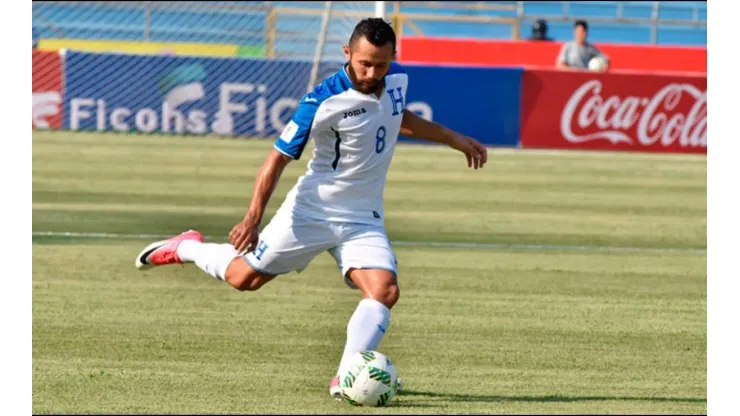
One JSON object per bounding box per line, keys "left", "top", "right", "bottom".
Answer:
{"left": 574, "top": 26, "right": 587, "bottom": 44}
{"left": 343, "top": 37, "right": 395, "bottom": 94}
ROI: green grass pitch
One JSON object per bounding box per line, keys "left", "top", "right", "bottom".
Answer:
{"left": 32, "top": 131, "right": 706, "bottom": 414}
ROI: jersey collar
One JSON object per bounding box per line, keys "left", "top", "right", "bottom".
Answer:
{"left": 339, "top": 64, "right": 354, "bottom": 91}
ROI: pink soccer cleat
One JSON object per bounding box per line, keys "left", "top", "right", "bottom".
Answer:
{"left": 330, "top": 376, "right": 342, "bottom": 400}
{"left": 135, "top": 230, "right": 204, "bottom": 270}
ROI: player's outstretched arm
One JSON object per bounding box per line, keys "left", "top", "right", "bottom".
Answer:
{"left": 230, "top": 89, "right": 316, "bottom": 251}
{"left": 229, "top": 149, "right": 292, "bottom": 253}
{"left": 400, "top": 109, "right": 488, "bottom": 169}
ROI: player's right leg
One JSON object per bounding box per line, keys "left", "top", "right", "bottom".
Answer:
{"left": 328, "top": 224, "right": 401, "bottom": 400}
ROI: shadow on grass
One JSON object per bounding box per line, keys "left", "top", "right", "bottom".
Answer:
{"left": 389, "top": 402, "right": 442, "bottom": 408}
{"left": 398, "top": 390, "right": 706, "bottom": 404}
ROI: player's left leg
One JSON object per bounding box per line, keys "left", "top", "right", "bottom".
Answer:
{"left": 135, "top": 210, "right": 335, "bottom": 291}
{"left": 328, "top": 225, "right": 400, "bottom": 399}
{"left": 135, "top": 230, "right": 276, "bottom": 289}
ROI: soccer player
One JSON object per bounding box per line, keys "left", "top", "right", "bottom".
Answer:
{"left": 135, "top": 18, "right": 488, "bottom": 399}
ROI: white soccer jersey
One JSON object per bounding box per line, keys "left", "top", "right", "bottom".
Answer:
{"left": 274, "top": 62, "right": 408, "bottom": 225}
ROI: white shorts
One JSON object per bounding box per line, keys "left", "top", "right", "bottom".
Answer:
{"left": 243, "top": 209, "right": 398, "bottom": 289}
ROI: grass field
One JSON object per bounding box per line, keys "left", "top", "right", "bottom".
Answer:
{"left": 32, "top": 131, "right": 707, "bottom": 414}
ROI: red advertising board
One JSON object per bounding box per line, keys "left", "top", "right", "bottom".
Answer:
{"left": 32, "top": 49, "right": 63, "bottom": 130}
{"left": 520, "top": 69, "right": 706, "bottom": 154}
{"left": 399, "top": 37, "right": 707, "bottom": 74}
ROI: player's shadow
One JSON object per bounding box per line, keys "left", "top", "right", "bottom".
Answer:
{"left": 398, "top": 390, "right": 706, "bottom": 404}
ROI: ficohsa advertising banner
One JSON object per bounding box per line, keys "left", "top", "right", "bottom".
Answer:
{"left": 62, "top": 51, "right": 522, "bottom": 146}
{"left": 520, "top": 69, "right": 706, "bottom": 154}
{"left": 33, "top": 50, "right": 63, "bottom": 130}
{"left": 63, "top": 52, "right": 326, "bottom": 137}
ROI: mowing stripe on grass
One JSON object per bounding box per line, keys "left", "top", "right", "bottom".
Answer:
{"left": 32, "top": 231, "right": 706, "bottom": 254}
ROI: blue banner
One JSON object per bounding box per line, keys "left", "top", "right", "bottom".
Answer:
{"left": 403, "top": 65, "right": 522, "bottom": 147}
{"left": 63, "top": 51, "right": 521, "bottom": 146}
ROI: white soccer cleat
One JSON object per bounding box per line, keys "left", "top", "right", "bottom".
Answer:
{"left": 135, "top": 230, "right": 203, "bottom": 270}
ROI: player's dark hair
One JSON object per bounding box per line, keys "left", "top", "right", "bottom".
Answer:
{"left": 349, "top": 18, "right": 396, "bottom": 52}
{"left": 574, "top": 20, "right": 589, "bottom": 31}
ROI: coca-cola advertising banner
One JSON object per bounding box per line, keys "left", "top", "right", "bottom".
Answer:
{"left": 520, "top": 70, "right": 706, "bottom": 154}
{"left": 32, "top": 50, "right": 63, "bottom": 130}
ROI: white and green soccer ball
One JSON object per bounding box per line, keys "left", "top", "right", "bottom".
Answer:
{"left": 338, "top": 350, "right": 399, "bottom": 407}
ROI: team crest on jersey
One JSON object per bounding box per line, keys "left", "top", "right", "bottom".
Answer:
{"left": 343, "top": 108, "right": 367, "bottom": 119}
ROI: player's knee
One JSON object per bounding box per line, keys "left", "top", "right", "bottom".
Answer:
{"left": 375, "top": 282, "right": 399, "bottom": 309}
{"left": 229, "top": 275, "right": 269, "bottom": 291}
{"left": 224, "top": 267, "right": 273, "bottom": 292}
{"left": 237, "top": 276, "right": 269, "bottom": 291}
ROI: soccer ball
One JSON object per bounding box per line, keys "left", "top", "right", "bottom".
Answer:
{"left": 588, "top": 56, "right": 608, "bottom": 72}
{"left": 338, "top": 350, "right": 398, "bottom": 407}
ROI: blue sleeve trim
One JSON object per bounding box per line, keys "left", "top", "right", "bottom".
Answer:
{"left": 273, "top": 144, "right": 294, "bottom": 159}
{"left": 274, "top": 69, "right": 352, "bottom": 160}
{"left": 274, "top": 98, "right": 319, "bottom": 160}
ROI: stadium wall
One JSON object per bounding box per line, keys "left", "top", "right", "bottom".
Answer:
{"left": 32, "top": 50, "right": 706, "bottom": 154}
{"left": 398, "top": 37, "right": 707, "bottom": 75}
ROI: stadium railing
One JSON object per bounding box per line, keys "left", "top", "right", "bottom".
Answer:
{"left": 32, "top": 1, "right": 707, "bottom": 61}
{"left": 391, "top": 1, "right": 706, "bottom": 45}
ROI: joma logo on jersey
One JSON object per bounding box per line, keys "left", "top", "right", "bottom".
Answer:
{"left": 343, "top": 108, "right": 367, "bottom": 118}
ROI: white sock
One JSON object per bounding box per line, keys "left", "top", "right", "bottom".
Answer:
{"left": 177, "top": 240, "right": 238, "bottom": 281}
{"left": 336, "top": 298, "right": 391, "bottom": 377}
